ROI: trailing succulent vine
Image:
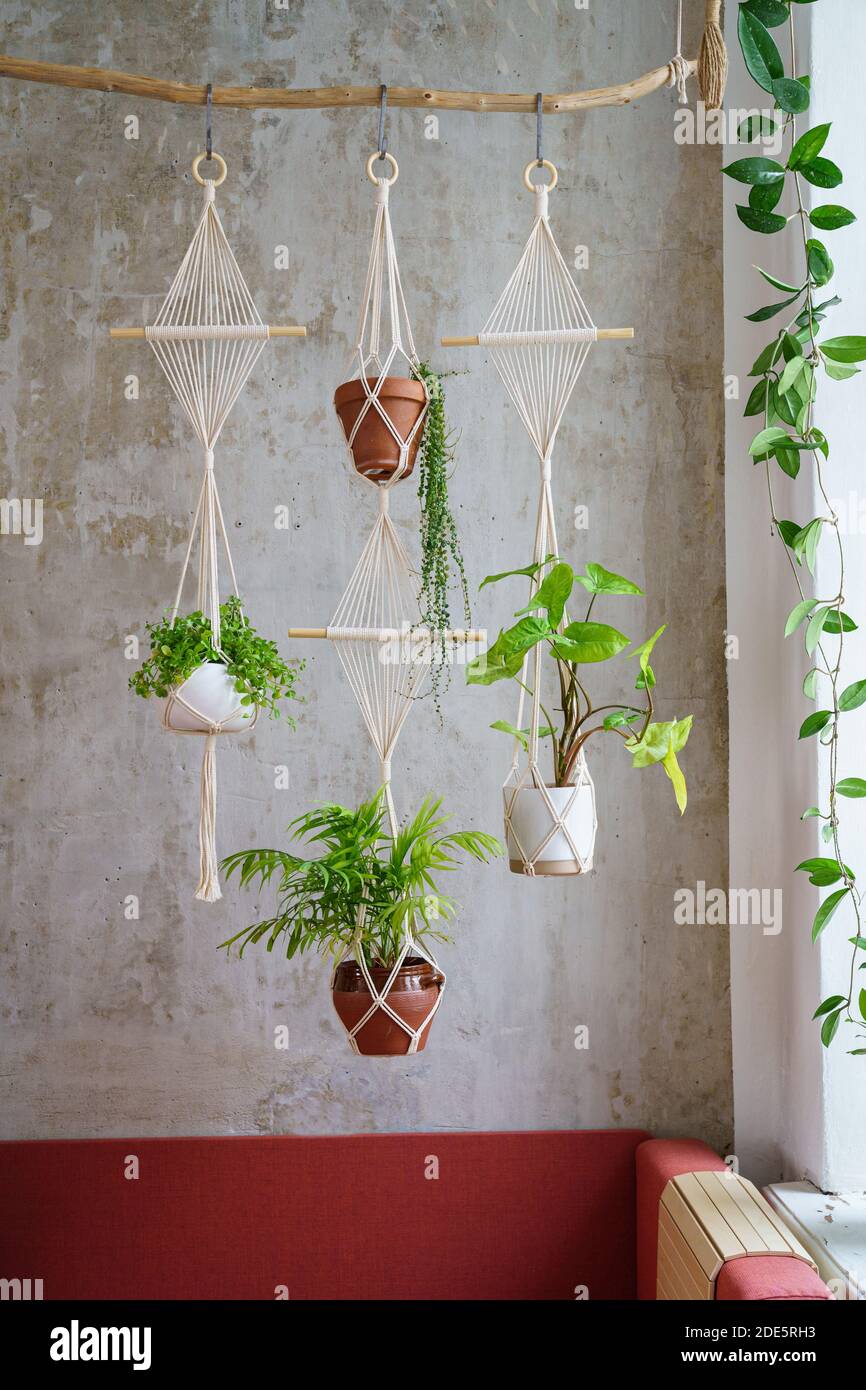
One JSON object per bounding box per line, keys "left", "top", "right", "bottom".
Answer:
{"left": 724, "top": 0, "right": 866, "bottom": 1052}
{"left": 414, "top": 363, "right": 471, "bottom": 716}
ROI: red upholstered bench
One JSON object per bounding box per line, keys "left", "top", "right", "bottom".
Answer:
{"left": 0, "top": 1131, "right": 832, "bottom": 1301}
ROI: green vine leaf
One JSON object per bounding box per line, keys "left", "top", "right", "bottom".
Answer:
{"left": 795, "top": 856, "right": 855, "bottom": 887}
{"left": 773, "top": 77, "right": 811, "bottom": 114}
{"left": 784, "top": 597, "right": 817, "bottom": 636}
{"left": 822, "top": 609, "right": 857, "bottom": 634}
{"left": 810, "top": 204, "right": 856, "bottom": 230}
{"left": 821, "top": 1008, "right": 843, "bottom": 1048}
{"left": 839, "top": 680, "right": 866, "bottom": 712}
{"left": 805, "top": 606, "right": 831, "bottom": 655}
{"left": 820, "top": 335, "right": 866, "bottom": 363}
{"left": 737, "top": 205, "right": 788, "bottom": 234}
{"left": 742, "top": 0, "right": 790, "bottom": 26}
{"left": 812, "top": 889, "right": 849, "bottom": 943}
{"left": 837, "top": 777, "right": 866, "bottom": 798}
{"left": 798, "top": 158, "right": 843, "bottom": 189}
{"left": 806, "top": 238, "right": 834, "bottom": 285}
{"left": 788, "top": 122, "right": 831, "bottom": 169}
{"left": 799, "top": 709, "right": 832, "bottom": 739}
{"left": 803, "top": 668, "right": 819, "bottom": 699}
{"left": 738, "top": 7, "right": 785, "bottom": 92}
{"left": 723, "top": 156, "right": 786, "bottom": 185}
{"left": 745, "top": 289, "right": 803, "bottom": 322}
{"left": 739, "top": 114, "right": 779, "bottom": 141}
{"left": 813, "top": 993, "right": 848, "bottom": 1019}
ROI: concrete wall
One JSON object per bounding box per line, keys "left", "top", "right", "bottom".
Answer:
{"left": 0, "top": 1, "right": 730, "bottom": 1148}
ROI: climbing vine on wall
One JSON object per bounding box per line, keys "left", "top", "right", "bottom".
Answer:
{"left": 724, "top": 0, "right": 866, "bottom": 1053}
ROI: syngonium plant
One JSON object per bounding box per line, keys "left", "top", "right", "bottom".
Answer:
{"left": 723, "top": 0, "right": 866, "bottom": 1052}
{"left": 466, "top": 558, "right": 693, "bottom": 812}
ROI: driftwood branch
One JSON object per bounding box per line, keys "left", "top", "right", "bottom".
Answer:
{"left": 0, "top": 53, "right": 694, "bottom": 114}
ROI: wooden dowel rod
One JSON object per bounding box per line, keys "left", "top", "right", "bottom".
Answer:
{"left": 109, "top": 325, "right": 306, "bottom": 340}
{"left": 0, "top": 54, "right": 693, "bottom": 113}
{"left": 441, "top": 328, "right": 634, "bottom": 346}
{"left": 288, "top": 627, "right": 487, "bottom": 642}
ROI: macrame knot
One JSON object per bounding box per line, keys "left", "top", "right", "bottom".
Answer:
{"left": 205, "top": 449, "right": 215, "bottom": 470}
{"left": 534, "top": 185, "right": 549, "bottom": 221}
{"left": 374, "top": 181, "right": 389, "bottom": 206}
{"left": 667, "top": 53, "right": 690, "bottom": 104}
{"left": 381, "top": 755, "right": 392, "bottom": 785}
{"left": 541, "top": 455, "right": 553, "bottom": 483}
{"left": 203, "top": 180, "right": 216, "bottom": 204}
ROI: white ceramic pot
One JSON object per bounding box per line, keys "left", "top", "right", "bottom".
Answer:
{"left": 163, "top": 662, "right": 255, "bottom": 734}
{"left": 504, "top": 778, "right": 597, "bottom": 876}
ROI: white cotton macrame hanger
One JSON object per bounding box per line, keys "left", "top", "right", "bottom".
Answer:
{"left": 112, "top": 141, "right": 306, "bottom": 902}
{"left": 441, "top": 108, "right": 633, "bottom": 874}
{"left": 667, "top": 0, "right": 691, "bottom": 104}
{"left": 287, "top": 133, "right": 482, "bottom": 1049}
{"left": 485, "top": 153, "right": 597, "bottom": 875}
{"left": 330, "top": 143, "right": 441, "bottom": 1051}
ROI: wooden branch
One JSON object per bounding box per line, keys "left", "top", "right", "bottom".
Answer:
{"left": 288, "top": 627, "right": 486, "bottom": 643}
{"left": 442, "top": 329, "right": 634, "bottom": 347}
{"left": 109, "top": 326, "right": 307, "bottom": 340}
{"left": 0, "top": 53, "right": 694, "bottom": 114}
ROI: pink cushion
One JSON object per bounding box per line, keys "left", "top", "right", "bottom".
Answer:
{"left": 0, "top": 1130, "right": 647, "bottom": 1301}
{"left": 717, "top": 1256, "right": 832, "bottom": 1301}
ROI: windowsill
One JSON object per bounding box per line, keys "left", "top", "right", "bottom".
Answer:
{"left": 766, "top": 1182, "right": 866, "bottom": 1300}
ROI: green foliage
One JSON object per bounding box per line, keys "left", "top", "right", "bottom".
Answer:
{"left": 725, "top": 0, "right": 866, "bottom": 1051}
{"left": 128, "top": 596, "right": 302, "bottom": 720}
{"left": 466, "top": 558, "right": 692, "bottom": 811}
{"left": 413, "top": 363, "right": 471, "bottom": 718}
{"left": 219, "top": 790, "right": 502, "bottom": 969}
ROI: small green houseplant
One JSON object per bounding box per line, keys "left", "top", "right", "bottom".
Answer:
{"left": 129, "top": 595, "right": 302, "bottom": 724}
{"left": 219, "top": 790, "right": 501, "bottom": 1054}
{"left": 467, "top": 558, "right": 692, "bottom": 874}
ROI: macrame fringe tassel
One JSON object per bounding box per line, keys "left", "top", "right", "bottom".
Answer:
{"left": 698, "top": 0, "right": 728, "bottom": 111}
{"left": 195, "top": 733, "right": 222, "bottom": 903}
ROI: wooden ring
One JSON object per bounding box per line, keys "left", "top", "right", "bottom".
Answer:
{"left": 365, "top": 150, "right": 399, "bottom": 186}
{"left": 192, "top": 151, "right": 228, "bottom": 187}
{"left": 523, "top": 158, "right": 558, "bottom": 192}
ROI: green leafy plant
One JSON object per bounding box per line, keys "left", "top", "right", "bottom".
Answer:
{"left": 413, "top": 363, "right": 471, "bottom": 715}
{"left": 129, "top": 595, "right": 302, "bottom": 720}
{"left": 219, "top": 790, "right": 502, "bottom": 968}
{"left": 724, "top": 0, "right": 866, "bottom": 1052}
{"left": 466, "top": 558, "right": 692, "bottom": 812}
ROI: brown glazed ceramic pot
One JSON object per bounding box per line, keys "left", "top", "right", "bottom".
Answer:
{"left": 332, "top": 956, "right": 444, "bottom": 1056}
{"left": 333, "top": 376, "right": 427, "bottom": 483}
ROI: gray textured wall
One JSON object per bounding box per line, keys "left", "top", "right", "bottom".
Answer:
{"left": 0, "top": 0, "right": 731, "bottom": 1150}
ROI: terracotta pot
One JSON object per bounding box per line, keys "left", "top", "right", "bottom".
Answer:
{"left": 332, "top": 956, "right": 444, "bottom": 1056}
{"left": 334, "top": 376, "right": 427, "bottom": 483}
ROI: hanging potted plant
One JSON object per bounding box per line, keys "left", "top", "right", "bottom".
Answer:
{"left": 219, "top": 791, "right": 501, "bottom": 1056}
{"left": 334, "top": 372, "right": 428, "bottom": 484}
{"left": 129, "top": 595, "right": 302, "bottom": 731}
{"left": 467, "top": 559, "right": 693, "bottom": 875}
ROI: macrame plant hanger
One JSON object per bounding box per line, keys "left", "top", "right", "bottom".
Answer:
{"left": 112, "top": 96, "right": 306, "bottom": 901}
{"left": 442, "top": 99, "right": 634, "bottom": 875}
{"left": 289, "top": 91, "right": 483, "bottom": 1052}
